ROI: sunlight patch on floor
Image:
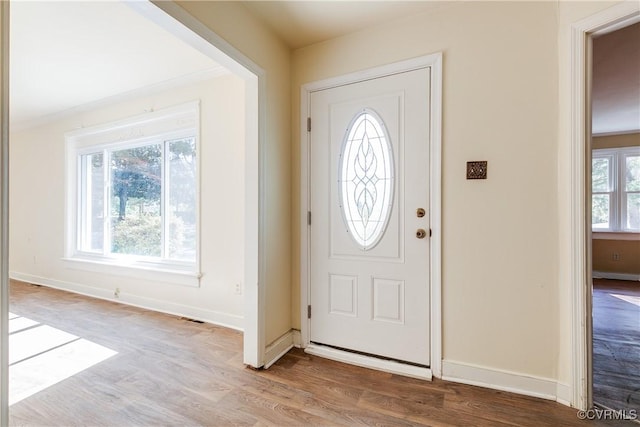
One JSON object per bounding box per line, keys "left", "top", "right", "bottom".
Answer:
{"left": 8, "top": 316, "right": 39, "bottom": 334}
{"left": 8, "top": 313, "right": 118, "bottom": 406}
{"left": 9, "top": 325, "right": 78, "bottom": 365}
{"left": 610, "top": 293, "right": 640, "bottom": 307}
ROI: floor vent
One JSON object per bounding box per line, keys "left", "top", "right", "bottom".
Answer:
{"left": 180, "top": 317, "right": 204, "bottom": 324}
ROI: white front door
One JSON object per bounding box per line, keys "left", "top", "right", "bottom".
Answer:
{"left": 309, "top": 67, "right": 431, "bottom": 366}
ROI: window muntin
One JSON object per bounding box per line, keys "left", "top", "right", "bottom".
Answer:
{"left": 624, "top": 154, "right": 640, "bottom": 230}
{"left": 591, "top": 155, "right": 614, "bottom": 230}
{"left": 67, "top": 102, "right": 199, "bottom": 276}
{"left": 338, "top": 109, "right": 394, "bottom": 250}
{"left": 592, "top": 147, "right": 640, "bottom": 232}
{"left": 80, "top": 152, "right": 105, "bottom": 253}
{"left": 167, "top": 138, "right": 197, "bottom": 261}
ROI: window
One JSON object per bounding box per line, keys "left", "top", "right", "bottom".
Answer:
{"left": 66, "top": 102, "right": 200, "bottom": 281}
{"left": 338, "top": 109, "right": 394, "bottom": 250}
{"left": 592, "top": 146, "right": 640, "bottom": 232}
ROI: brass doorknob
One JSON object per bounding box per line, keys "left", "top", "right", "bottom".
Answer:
{"left": 416, "top": 229, "right": 427, "bottom": 239}
{"left": 416, "top": 208, "right": 426, "bottom": 218}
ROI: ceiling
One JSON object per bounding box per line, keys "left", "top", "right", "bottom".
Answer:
{"left": 11, "top": 1, "right": 450, "bottom": 129}
{"left": 9, "top": 1, "right": 639, "bottom": 135}
{"left": 592, "top": 22, "right": 640, "bottom": 135}
{"left": 241, "top": 1, "right": 449, "bottom": 49}
{"left": 9, "top": 1, "right": 222, "bottom": 128}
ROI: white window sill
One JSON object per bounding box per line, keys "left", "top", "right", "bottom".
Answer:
{"left": 592, "top": 231, "right": 640, "bottom": 241}
{"left": 62, "top": 257, "right": 201, "bottom": 287}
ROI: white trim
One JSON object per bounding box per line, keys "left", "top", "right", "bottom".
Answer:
{"left": 0, "top": 1, "right": 9, "bottom": 424}
{"left": 442, "top": 360, "right": 561, "bottom": 402}
{"left": 10, "top": 272, "right": 244, "bottom": 331}
{"left": 246, "top": 74, "right": 267, "bottom": 368}
{"left": 302, "top": 55, "right": 441, "bottom": 93}
{"left": 149, "top": 1, "right": 267, "bottom": 369}
{"left": 556, "top": 382, "right": 572, "bottom": 407}
{"left": 300, "top": 82, "right": 311, "bottom": 348}
{"left": 570, "top": 1, "right": 640, "bottom": 411}
{"left": 64, "top": 100, "right": 200, "bottom": 143}
{"left": 263, "top": 330, "right": 295, "bottom": 369}
{"left": 306, "top": 344, "right": 432, "bottom": 381}
{"left": 570, "top": 15, "right": 591, "bottom": 414}
{"left": 589, "top": 9, "right": 640, "bottom": 36}
{"left": 292, "top": 329, "right": 302, "bottom": 347}
{"left": 61, "top": 258, "right": 200, "bottom": 288}
{"left": 300, "top": 52, "right": 443, "bottom": 378}
{"left": 429, "top": 52, "right": 443, "bottom": 379}
{"left": 592, "top": 271, "right": 640, "bottom": 281}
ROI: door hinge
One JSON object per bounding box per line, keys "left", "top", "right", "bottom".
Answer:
{"left": 307, "top": 117, "right": 311, "bottom": 132}
{"left": 307, "top": 211, "right": 312, "bottom": 226}
{"left": 307, "top": 305, "right": 312, "bottom": 319}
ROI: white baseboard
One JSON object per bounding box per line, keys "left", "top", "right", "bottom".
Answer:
{"left": 592, "top": 271, "right": 640, "bottom": 281}
{"left": 263, "top": 330, "right": 294, "bottom": 369}
{"left": 556, "top": 382, "right": 572, "bottom": 407}
{"left": 10, "top": 272, "right": 244, "bottom": 331}
{"left": 442, "top": 360, "right": 567, "bottom": 403}
{"left": 292, "top": 329, "right": 302, "bottom": 347}
{"left": 305, "top": 343, "right": 432, "bottom": 381}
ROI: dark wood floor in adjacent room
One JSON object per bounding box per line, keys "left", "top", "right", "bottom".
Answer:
{"left": 593, "top": 278, "right": 640, "bottom": 415}
{"left": 8, "top": 279, "right": 632, "bottom": 426}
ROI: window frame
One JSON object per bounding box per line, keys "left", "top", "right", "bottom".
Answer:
{"left": 65, "top": 102, "right": 201, "bottom": 286}
{"left": 592, "top": 146, "right": 640, "bottom": 233}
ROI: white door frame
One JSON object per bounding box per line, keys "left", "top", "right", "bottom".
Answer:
{"left": 569, "top": 1, "right": 640, "bottom": 411}
{"left": 300, "top": 52, "right": 443, "bottom": 379}
{"left": 0, "top": 1, "right": 9, "bottom": 424}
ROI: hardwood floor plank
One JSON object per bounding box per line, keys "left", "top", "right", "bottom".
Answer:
{"left": 220, "top": 387, "right": 339, "bottom": 426}
{"left": 249, "top": 364, "right": 419, "bottom": 426}
{"left": 8, "top": 279, "right": 634, "bottom": 426}
{"left": 592, "top": 279, "right": 640, "bottom": 416}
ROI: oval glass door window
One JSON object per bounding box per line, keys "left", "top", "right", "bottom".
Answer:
{"left": 339, "top": 109, "right": 394, "bottom": 250}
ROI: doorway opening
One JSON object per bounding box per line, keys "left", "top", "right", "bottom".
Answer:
{"left": 1, "top": 1, "right": 265, "bottom": 422}
{"left": 570, "top": 1, "right": 639, "bottom": 412}
{"left": 589, "top": 22, "right": 640, "bottom": 413}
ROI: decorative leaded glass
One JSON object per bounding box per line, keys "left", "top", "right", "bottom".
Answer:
{"left": 339, "top": 109, "right": 394, "bottom": 250}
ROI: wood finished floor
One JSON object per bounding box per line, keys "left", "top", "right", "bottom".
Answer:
{"left": 593, "top": 279, "right": 640, "bottom": 415}
{"left": 8, "top": 280, "right": 633, "bottom": 426}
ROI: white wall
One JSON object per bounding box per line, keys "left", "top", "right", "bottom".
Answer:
{"left": 10, "top": 74, "right": 247, "bottom": 329}
{"left": 292, "top": 0, "right": 562, "bottom": 396}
